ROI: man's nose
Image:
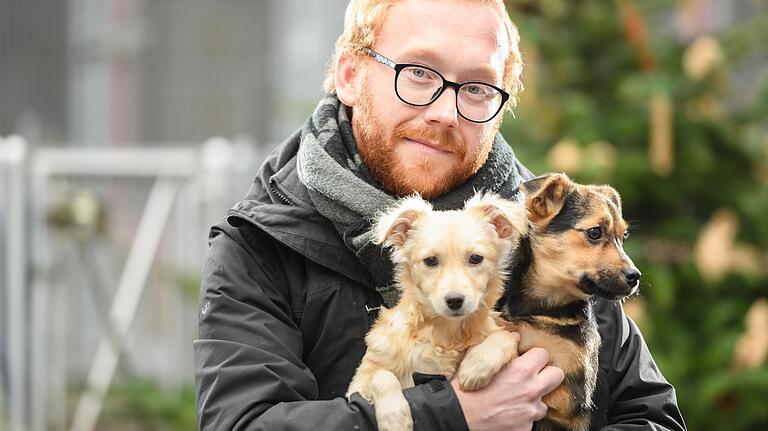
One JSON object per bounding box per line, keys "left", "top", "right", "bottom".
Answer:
{"left": 423, "top": 88, "right": 458, "bottom": 127}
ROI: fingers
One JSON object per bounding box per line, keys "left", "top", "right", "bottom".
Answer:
{"left": 486, "top": 346, "right": 565, "bottom": 400}
{"left": 502, "top": 347, "right": 564, "bottom": 396}
{"left": 537, "top": 365, "right": 565, "bottom": 395}
{"left": 533, "top": 401, "right": 549, "bottom": 421}
{"left": 513, "top": 347, "right": 550, "bottom": 373}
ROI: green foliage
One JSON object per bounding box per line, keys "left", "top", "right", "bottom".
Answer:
{"left": 503, "top": 1, "right": 768, "bottom": 429}
{"left": 99, "top": 380, "right": 196, "bottom": 431}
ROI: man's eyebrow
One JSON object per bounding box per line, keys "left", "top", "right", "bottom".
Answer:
{"left": 399, "top": 47, "right": 500, "bottom": 83}
{"left": 460, "top": 65, "right": 499, "bottom": 83}
{"left": 397, "top": 46, "right": 442, "bottom": 64}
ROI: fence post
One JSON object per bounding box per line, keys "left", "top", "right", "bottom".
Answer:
{"left": 0, "top": 135, "right": 30, "bottom": 431}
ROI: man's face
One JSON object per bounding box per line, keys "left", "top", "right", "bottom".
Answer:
{"left": 351, "top": 0, "right": 509, "bottom": 199}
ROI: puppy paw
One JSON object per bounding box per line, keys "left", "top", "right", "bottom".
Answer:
{"left": 375, "top": 396, "right": 413, "bottom": 431}
{"left": 457, "top": 330, "right": 519, "bottom": 391}
{"left": 457, "top": 355, "right": 499, "bottom": 391}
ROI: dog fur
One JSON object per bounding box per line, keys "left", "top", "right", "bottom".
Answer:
{"left": 347, "top": 193, "right": 527, "bottom": 431}
{"left": 498, "top": 173, "right": 641, "bottom": 431}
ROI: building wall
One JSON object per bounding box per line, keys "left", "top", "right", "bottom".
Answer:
{"left": 0, "top": 0, "right": 68, "bottom": 142}
{"left": 1, "top": 0, "right": 346, "bottom": 147}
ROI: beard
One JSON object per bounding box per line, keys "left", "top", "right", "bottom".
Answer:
{"left": 351, "top": 79, "right": 497, "bottom": 200}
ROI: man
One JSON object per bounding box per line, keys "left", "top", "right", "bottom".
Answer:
{"left": 194, "top": 0, "right": 686, "bottom": 430}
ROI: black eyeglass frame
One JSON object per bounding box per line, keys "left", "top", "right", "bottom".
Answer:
{"left": 362, "top": 47, "right": 510, "bottom": 124}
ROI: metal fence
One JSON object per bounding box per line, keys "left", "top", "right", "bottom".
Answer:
{"left": 0, "top": 135, "right": 264, "bottom": 431}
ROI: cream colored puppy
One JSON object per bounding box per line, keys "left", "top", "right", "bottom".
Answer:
{"left": 347, "top": 193, "right": 527, "bottom": 431}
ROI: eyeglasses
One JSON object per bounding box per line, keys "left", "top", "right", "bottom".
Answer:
{"left": 362, "top": 47, "right": 510, "bottom": 124}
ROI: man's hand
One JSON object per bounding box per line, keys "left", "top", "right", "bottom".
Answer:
{"left": 451, "top": 347, "right": 564, "bottom": 431}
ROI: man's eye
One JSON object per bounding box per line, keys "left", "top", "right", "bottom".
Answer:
{"left": 461, "top": 84, "right": 493, "bottom": 99}
{"left": 423, "top": 256, "right": 439, "bottom": 267}
{"left": 468, "top": 254, "right": 484, "bottom": 265}
{"left": 410, "top": 68, "right": 426, "bottom": 78}
{"left": 586, "top": 227, "right": 602, "bottom": 240}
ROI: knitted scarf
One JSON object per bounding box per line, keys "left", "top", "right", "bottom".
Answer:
{"left": 296, "top": 95, "right": 523, "bottom": 307}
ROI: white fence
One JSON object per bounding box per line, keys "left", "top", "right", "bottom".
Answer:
{"left": 0, "top": 135, "right": 264, "bottom": 431}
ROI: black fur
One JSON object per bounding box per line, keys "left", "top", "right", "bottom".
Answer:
{"left": 579, "top": 273, "right": 633, "bottom": 300}
{"left": 498, "top": 232, "right": 591, "bottom": 323}
{"left": 533, "top": 421, "right": 569, "bottom": 431}
{"left": 497, "top": 232, "right": 534, "bottom": 311}
{"left": 499, "top": 222, "right": 599, "bottom": 431}
{"left": 545, "top": 191, "right": 589, "bottom": 234}
{"left": 507, "top": 315, "right": 591, "bottom": 346}
{"left": 505, "top": 299, "right": 591, "bottom": 321}
{"left": 504, "top": 175, "right": 635, "bottom": 431}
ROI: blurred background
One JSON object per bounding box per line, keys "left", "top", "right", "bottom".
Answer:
{"left": 1, "top": 0, "right": 766, "bottom": 429}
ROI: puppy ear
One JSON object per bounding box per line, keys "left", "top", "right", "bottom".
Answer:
{"left": 374, "top": 195, "right": 432, "bottom": 248}
{"left": 521, "top": 173, "right": 572, "bottom": 223}
{"left": 593, "top": 185, "right": 623, "bottom": 213}
{"left": 465, "top": 193, "right": 528, "bottom": 240}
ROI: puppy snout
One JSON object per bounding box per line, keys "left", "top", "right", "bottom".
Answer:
{"left": 445, "top": 295, "right": 465, "bottom": 311}
{"left": 623, "top": 268, "right": 641, "bottom": 287}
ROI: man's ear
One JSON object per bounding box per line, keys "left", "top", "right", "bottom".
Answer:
{"left": 521, "top": 173, "right": 572, "bottom": 223}
{"left": 374, "top": 196, "right": 432, "bottom": 248}
{"left": 335, "top": 50, "right": 360, "bottom": 107}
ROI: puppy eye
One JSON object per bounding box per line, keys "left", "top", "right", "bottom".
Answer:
{"left": 586, "top": 227, "right": 602, "bottom": 240}
{"left": 423, "top": 256, "right": 439, "bottom": 267}
{"left": 622, "top": 231, "right": 630, "bottom": 241}
{"left": 468, "top": 254, "right": 484, "bottom": 265}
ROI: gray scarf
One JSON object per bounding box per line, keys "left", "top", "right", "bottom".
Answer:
{"left": 297, "top": 95, "right": 523, "bottom": 307}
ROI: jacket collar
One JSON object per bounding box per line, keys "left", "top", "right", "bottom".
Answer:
{"left": 226, "top": 128, "right": 372, "bottom": 287}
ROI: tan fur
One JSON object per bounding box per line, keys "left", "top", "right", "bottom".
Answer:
{"left": 542, "top": 386, "right": 574, "bottom": 421}
{"left": 499, "top": 173, "right": 639, "bottom": 431}
{"left": 347, "top": 193, "right": 526, "bottom": 431}
{"left": 506, "top": 321, "right": 586, "bottom": 376}
{"left": 522, "top": 177, "right": 637, "bottom": 306}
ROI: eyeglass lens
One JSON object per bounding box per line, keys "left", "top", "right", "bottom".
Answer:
{"left": 397, "top": 65, "right": 503, "bottom": 122}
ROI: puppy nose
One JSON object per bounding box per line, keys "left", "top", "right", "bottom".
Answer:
{"left": 623, "top": 268, "right": 641, "bottom": 287}
{"left": 445, "top": 295, "right": 465, "bottom": 310}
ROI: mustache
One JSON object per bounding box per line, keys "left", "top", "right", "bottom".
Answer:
{"left": 392, "top": 124, "right": 466, "bottom": 157}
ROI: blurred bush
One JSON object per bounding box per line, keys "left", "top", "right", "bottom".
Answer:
{"left": 98, "top": 380, "right": 196, "bottom": 431}
{"left": 503, "top": 0, "right": 768, "bottom": 429}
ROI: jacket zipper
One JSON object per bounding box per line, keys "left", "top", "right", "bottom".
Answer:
{"left": 269, "top": 177, "right": 294, "bottom": 206}
{"left": 364, "top": 304, "right": 382, "bottom": 328}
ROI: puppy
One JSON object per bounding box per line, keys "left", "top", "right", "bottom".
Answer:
{"left": 347, "top": 193, "right": 527, "bottom": 431}
{"left": 497, "top": 173, "right": 641, "bottom": 431}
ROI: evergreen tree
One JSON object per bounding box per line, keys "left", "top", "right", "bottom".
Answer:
{"left": 503, "top": 1, "right": 768, "bottom": 428}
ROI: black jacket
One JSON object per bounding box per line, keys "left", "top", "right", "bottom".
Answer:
{"left": 194, "top": 130, "right": 686, "bottom": 430}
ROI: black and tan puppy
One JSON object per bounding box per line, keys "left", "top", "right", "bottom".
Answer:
{"left": 498, "top": 173, "right": 641, "bottom": 431}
